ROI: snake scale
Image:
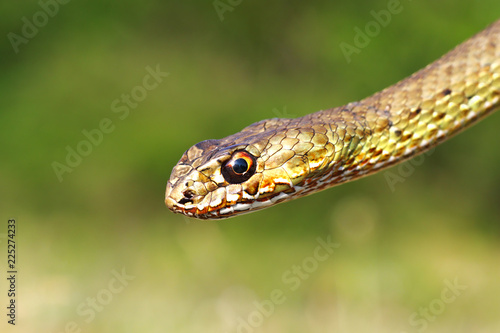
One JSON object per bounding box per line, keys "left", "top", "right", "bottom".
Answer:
{"left": 165, "top": 20, "right": 500, "bottom": 219}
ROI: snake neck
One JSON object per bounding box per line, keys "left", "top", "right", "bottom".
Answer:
{"left": 300, "top": 20, "right": 500, "bottom": 186}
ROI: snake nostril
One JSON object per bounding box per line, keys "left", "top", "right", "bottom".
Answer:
{"left": 178, "top": 189, "right": 195, "bottom": 205}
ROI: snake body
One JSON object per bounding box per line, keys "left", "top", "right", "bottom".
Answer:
{"left": 166, "top": 20, "right": 500, "bottom": 219}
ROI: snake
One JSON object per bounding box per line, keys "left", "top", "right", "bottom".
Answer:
{"left": 165, "top": 20, "right": 500, "bottom": 220}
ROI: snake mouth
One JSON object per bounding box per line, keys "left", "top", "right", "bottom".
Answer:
{"left": 167, "top": 200, "right": 274, "bottom": 220}
{"left": 166, "top": 182, "right": 296, "bottom": 220}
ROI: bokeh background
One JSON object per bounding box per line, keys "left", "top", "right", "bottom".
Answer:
{"left": 1, "top": 1, "right": 500, "bottom": 332}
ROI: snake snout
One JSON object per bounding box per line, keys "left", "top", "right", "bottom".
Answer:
{"left": 165, "top": 168, "right": 210, "bottom": 216}
{"left": 164, "top": 181, "right": 179, "bottom": 211}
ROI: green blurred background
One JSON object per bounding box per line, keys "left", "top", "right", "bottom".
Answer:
{"left": 1, "top": 1, "right": 500, "bottom": 332}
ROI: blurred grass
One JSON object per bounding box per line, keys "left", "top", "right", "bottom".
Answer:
{"left": 1, "top": 1, "right": 500, "bottom": 332}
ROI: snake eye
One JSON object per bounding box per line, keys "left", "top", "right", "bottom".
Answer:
{"left": 222, "top": 151, "right": 256, "bottom": 184}
{"left": 232, "top": 158, "right": 248, "bottom": 174}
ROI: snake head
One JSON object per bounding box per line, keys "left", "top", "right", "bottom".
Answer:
{"left": 165, "top": 118, "right": 323, "bottom": 219}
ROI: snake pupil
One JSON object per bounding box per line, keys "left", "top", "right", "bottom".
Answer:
{"left": 221, "top": 150, "right": 257, "bottom": 184}
{"left": 232, "top": 158, "right": 248, "bottom": 174}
